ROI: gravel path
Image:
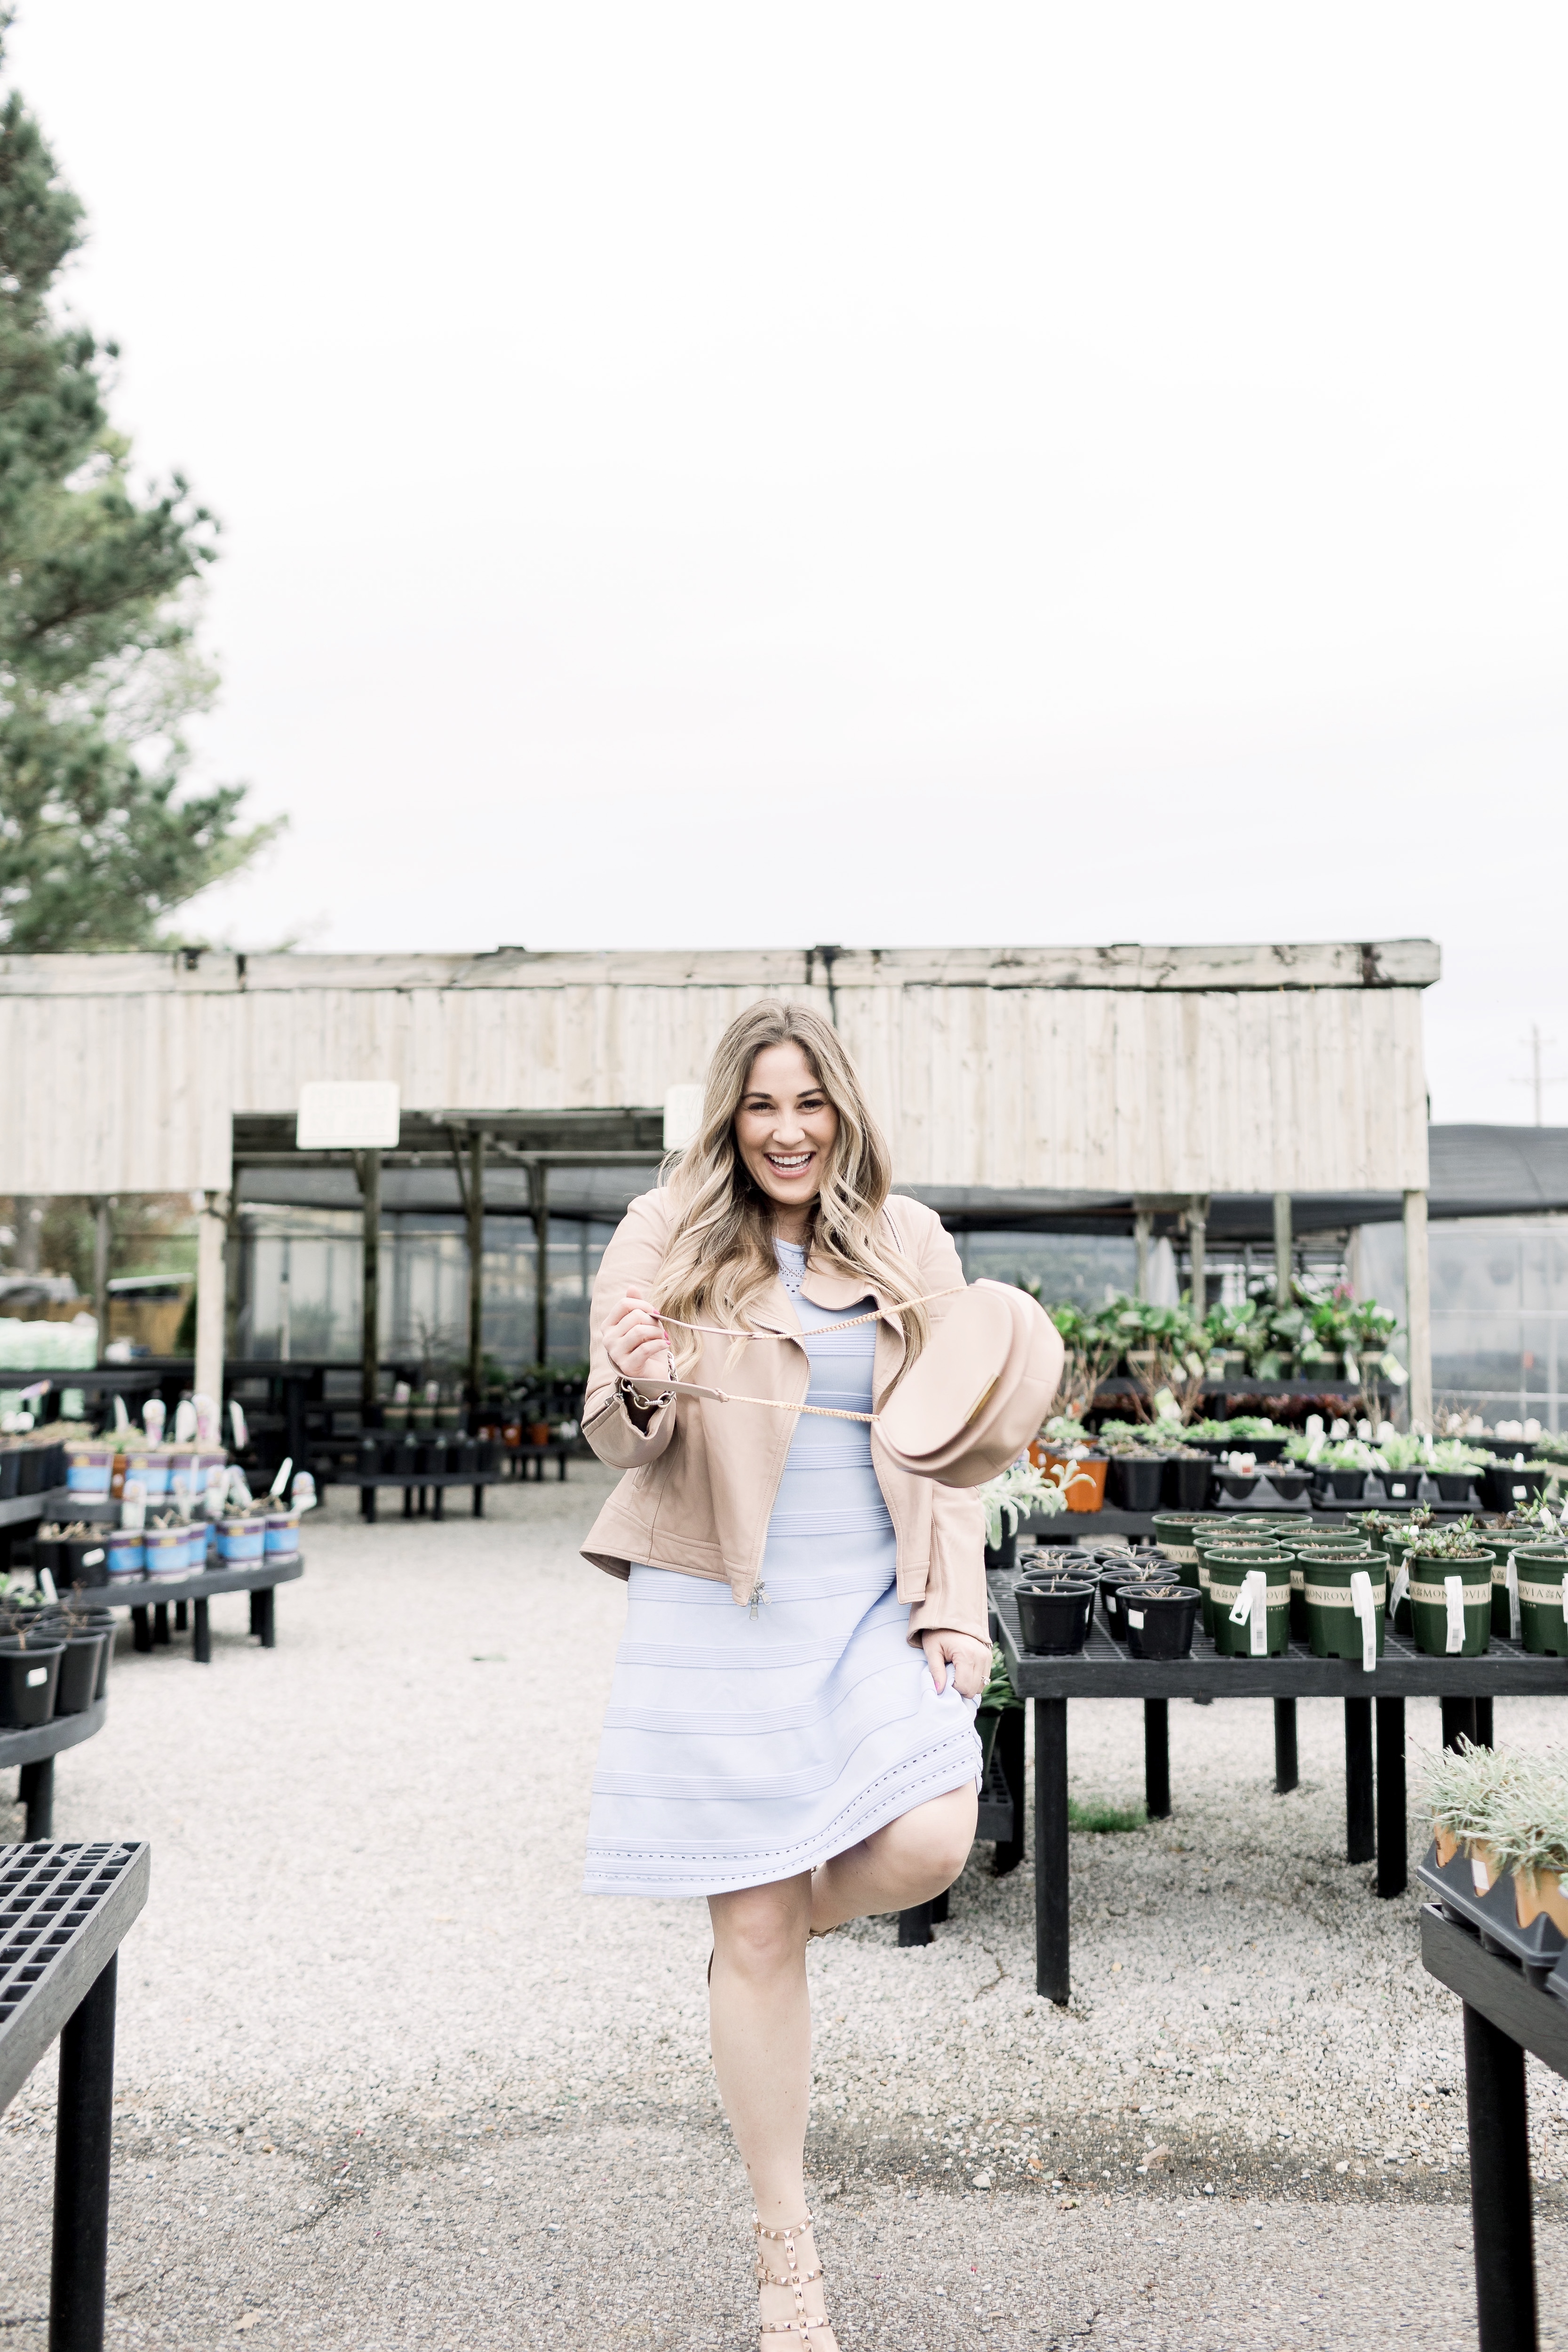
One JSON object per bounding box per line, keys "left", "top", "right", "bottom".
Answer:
{"left": 1, "top": 1462, "right": 1566, "bottom": 2347}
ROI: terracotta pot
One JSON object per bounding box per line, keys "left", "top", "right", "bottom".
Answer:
{"left": 528, "top": 1421, "right": 551, "bottom": 1447}
{"left": 1042, "top": 1449, "right": 1107, "bottom": 1513}
{"left": 1516, "top": 1867, "right": 1568, "bottom": 1935}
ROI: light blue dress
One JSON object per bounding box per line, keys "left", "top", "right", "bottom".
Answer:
{"left": 583, "top": 1240, "right": 983, "bottom": 1899}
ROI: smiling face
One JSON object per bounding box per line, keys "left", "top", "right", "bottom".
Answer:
{"left": 733, "top": 1040, "right": 840, "bottom": 1238}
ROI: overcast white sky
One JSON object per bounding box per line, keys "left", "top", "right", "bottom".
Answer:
{"left": 11, "top": 3, "right": 1567, "bottom": 1122}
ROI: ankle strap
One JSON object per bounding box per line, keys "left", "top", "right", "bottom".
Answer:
{"left": 754, "top": 2213, "right": 813, "bottom": 2240}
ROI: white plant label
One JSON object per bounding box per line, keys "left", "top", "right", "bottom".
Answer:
{"left": 38, "top": 1570, "right": 57, "bottom": 1603}
{"left": 1471, "top": 1855, "right": 1490, "bottom": 1894}
{"left": 1350, "top": 1570, "right": 1377, "bottom": 1673}
{"left": 1445, "top": 1573, "right": 1466, "bottom": 1653}
{"left": 1127, "top": 1610, "right": 1145, "bottom": 1629}
{"left": 1508, "top": 1551, "right": 1522, "bottom": 1642}
{"left": 1390, "top": 1563, "right": 1410, "bottom": 1617}
{"left": 25, "top": 1667, "right": 45, "bottom": 1688}
{"left": 1246, "top": 1569, "right": 1269, "bottom": 1654}
{"left": 83, "top": 1549, "right": 103, "bottom": 1567}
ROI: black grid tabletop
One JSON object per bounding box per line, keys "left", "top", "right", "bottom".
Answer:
{"left": 0, "top": 1842, "right": 150, "bottom": 2112}
{"left": 991, "top": 1575, "right": 1568, "bottom": 1698}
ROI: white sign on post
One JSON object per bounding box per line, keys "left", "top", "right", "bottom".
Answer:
{"left": 296, "top": 1081, "right": 401, "bottom": 1150}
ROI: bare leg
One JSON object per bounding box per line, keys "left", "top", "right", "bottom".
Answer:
{"left": 809, "top": 1782, "right": 977, "bottom": 1933}
{"left": 708, "top": 1875, "right": 837, "bottom": 2349}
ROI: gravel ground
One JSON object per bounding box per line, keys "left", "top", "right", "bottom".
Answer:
{"left": 1, "top": 1461, "right": 1567, "bottom": 2348}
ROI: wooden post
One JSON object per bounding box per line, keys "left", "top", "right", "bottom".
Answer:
{"left": 90, "top": 1198, "right": 111, "bottom": 1364}
{"left": 467, "top": 1129, "right": 486, "bottom": 1408}
{"left": 1404, "top": 1187, "right": 1433, "bottom": 1434}
{"left": 1273, "top": 1191, "right": 1293, "bottom": 1303}
{"left": 1188, "top": 1195, "right": 1208, "bottom": 1322}
{"left": 533, "top": 1161, "right": 549, "bottom": 1368}
{"left": 194, "top": 1192, "right": 227, "bottom": 1410}
{"left": 358, "top": 1150, "right": 381, "bottom": 1421}
{"left": 1133, "top": 1210, "right": 1151, "bottom": 1300}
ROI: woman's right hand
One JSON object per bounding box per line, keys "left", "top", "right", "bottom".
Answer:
{"left": 604, "top": 1286, "right": 674, "bottom": 1389}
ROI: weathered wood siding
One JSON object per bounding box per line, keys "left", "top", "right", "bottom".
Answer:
{"left": 0, "top": 945, "right": 1434, "bottom": 1196}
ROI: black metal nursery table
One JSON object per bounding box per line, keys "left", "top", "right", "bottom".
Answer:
{"left": 991, "top": 1573, "right": 1568, "bottom": 2003}
{"left": 0, "top": 1840, "right": 150, "bottom": 2352}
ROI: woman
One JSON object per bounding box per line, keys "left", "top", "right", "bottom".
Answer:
{"left": 580, "top": 1000, "right": 995, "bottom": 2351}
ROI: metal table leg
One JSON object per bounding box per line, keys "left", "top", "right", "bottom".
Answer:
{"left": 898, "top": 1901, "right": 933, "bottom": 1947}
{"left": 1474, "top": 1697, "right": 1495, "bottom": 1749}
{"left": 1144, "top": 1700, "right": 1170, "bottom": 1819}
{"left": 1463, "top": 2000, "right": 1536, "bottom": 2351}
{"left": 256, "top": 1586, "right": 276, "bottom": 1649}
{"left": 51, "top": 1951, "right": 118, "bottom": 2352}
{"left": 1442, "top": 1696, "right": 1478, "bottom": 1752}
{"left": 1035, "top": 1696, "right": 1070, "bottom": 2003}
{"left": 473, "top": 1484, "right": 484, "bottom": 1518}
{"left": 192, "top": 1598, "right": 211, "bottom": 1664}
{"left": 433, "top": 1483, "right": 445, "bottom": 1521}
{"left": 20, "top": 1755, "right": 53, "bottom": 1838}
{"left": 931, "top": 1888, "right": 950, "bottom": 1923}
{"left": 1274, "top": 1698, "right": 1299, "bottom": 1795}
{"left": 1376, "top": 1696, "right": 1407, "bottom": 1897}
{"left": 993, "top": 1706, "right": 1026, "bottom": 1876}
{"left": 174, "top": 1601, "right": 188, "bottom": 1633}
{"left": 1345, "top": 1699, "right": 1375, "bottom": 1864}
{"left": 153, "top": 1604, "right": 170, "bottom": 1647}
{"left": 131, "top": 1607, "right": 151, "bottom": 1654}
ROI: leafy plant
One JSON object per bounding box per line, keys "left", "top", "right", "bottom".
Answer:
{"left": 1423, "top": 1737, "right": 1530, "bottom": 1850}
{"left": 976, "top": 1643, "right": 1021, "bottom": 1716}
{"left": 979, "top": 1459, "right": 1073, "bottom": 1548}
{"left": 1403, "top": 1518, "right": 1489, "bottom": 1560}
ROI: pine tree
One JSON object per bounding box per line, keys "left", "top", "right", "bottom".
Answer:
{"left": 0, "top": 12, "right": 277, "bottom": 951}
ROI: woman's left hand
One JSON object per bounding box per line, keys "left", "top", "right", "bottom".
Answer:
{"left": 919, "top": 1629, "right": 992, "bottom": 1700}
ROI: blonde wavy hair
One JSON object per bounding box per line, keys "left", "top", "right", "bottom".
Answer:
{"left": 654, "top": 1000, "right": 930, "bottom": 1374}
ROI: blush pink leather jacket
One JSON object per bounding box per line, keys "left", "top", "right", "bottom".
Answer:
{"left": 579, "top": 1188, "right": 988, "bottom": 1647}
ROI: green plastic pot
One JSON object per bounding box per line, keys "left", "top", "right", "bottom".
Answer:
{"left": 1301, "top": 1557, "right": 1387, "bottom": 1664}
{"left": 1514, "top": 1548, "right": 1568, "bottom": 1656}
{"left": 1285, "top": 1543, "right": 1376, "bottom": 1641}
{"left": 1206, "top": 1550, "right": 1292, "bottom": 1657}
{"left": 1406, "top": 1554, "right": 1493, "bottom": 1657}
{"left": 1151, "top": 1513, "right": 1203, "bottom": 1572}
{"left": 1462, "top": 1527, "right": 1530, "bottom": 1637}
{"left": 1193, "top": 1535, "right": 1285, "bottom": 1638}
{"left": 1377, "top": 1523, "right": 1434, "bottom": 1631}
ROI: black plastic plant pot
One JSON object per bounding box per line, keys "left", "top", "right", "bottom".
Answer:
{"left": 1107, "top": 1455, "right": 1166, "bottom": 1512}
{"left": 0, "top": 1446, "right": 18, "bottom": 1501}
{"left": 1484, "top": 1462, "right": 1551, "bottom": 1513}
{"left": 1433, "top": 1472, "right": 1477, "bottom": 1504}
{"left": 53, "top": 1631, "right": 107, "bottom": 1715}
{"left": 60, "top": 1536, "right": 111, "bottom": 1589}
{"left": 1122, "top": 1585, "right": 1201, "bottom": 1660}
{"left": 1161, "top": 1457, "right": 1213, "bottom": 1510}
{"left": 1322, "top": 1469, "right": 1368, "bottom": 1500}
{"left": 0, "top": 1638, "right": 63, "bottom": 1728}
{"left": 476, "top": 1438, "right": 497, "bottom": 1472}
{"left": 1248, "top": 1438, "right": 1289, "bottom": 1463}
{"left": 15, "top": 1446, "right": 44, "bottom": 1497}
{"left": 985, "top": 1530, "right": 1019, "bottom": 1576}
{"left": 1268, "top": 1468, "right": 1313, "bottom": 1501}
{"left": 1381, "top": 1473, "right": 1425, "bottom": 1508}
{"left": 30, "top": 1535, "right": 62, "bottom": 1584}
{"left": 1212, "top": 1470, "right": 1260, "bottom": 1502}
{"left": 1016, "top": 1582, "right": 1095, "bottom": 1656}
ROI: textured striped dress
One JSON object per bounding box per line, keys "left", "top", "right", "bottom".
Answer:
{"left": 583, "top": 1240, "right": 983, "bottom": 1899}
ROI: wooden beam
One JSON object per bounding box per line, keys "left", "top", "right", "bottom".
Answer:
{"left": 1274, "top": 1192, "right": 1293, "bottom": 1304}
{"left": 194, "top": 1192, "right": 228, "bottom": 1413}
{"left": 358, "top": 1151, "right": 382, "bottom": 1420}
{"left": 1404, "top": 1188, "right": 1433, "bottom": 1433}
{"left": 533, "top": 1163, "right": 549, "bottom": 1368}
{"left": 467, "top": 1130, "right": 486, "bottom": 1406}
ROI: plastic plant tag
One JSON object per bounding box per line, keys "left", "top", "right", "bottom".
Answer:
{"left": 1471, "top": 1854, "right": 1490, "bottom": 1894}
{"left": 1127, "top": 1609, "right": 1145, "bottom": 1629}
{"left": 38, "top": 1569, "right": 57, "bottom": 1603}
{"left": 1390, "top": 1561, "right": 1410, "bottom": 1616}
{"left": 82, "top": 1548, "right": 103, "bottom": 1567}
{"left": 1350, "top": 1570, "right": 1377, "bottom": 1672}
{"left": 25, "top": 1667, "right": 45, "bottom": 1688}
{"left": 120, "top": 1481, "right": 146, "bottom": 1530}
{"left": 1445, "top": 1573, "right": 1466, "bottom": 1653}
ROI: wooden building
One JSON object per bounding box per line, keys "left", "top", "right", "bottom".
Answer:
{"left": 0, "top": 939, "right": 1441, "bottom": 1419}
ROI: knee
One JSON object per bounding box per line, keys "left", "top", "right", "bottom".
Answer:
{"left": 880, "top": 1790, "right": 976, "bottom": 1892}
{"left": 713, "top": 1888, "right": 808, "bottom": 1979}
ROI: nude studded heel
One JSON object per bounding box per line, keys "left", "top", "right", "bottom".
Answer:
{"left": 754, "top": 2213, "right": 837, "bottom": 2348}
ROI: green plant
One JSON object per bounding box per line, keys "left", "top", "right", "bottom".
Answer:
{"left": 979, "top": 1459, "right": 1071, "bottom": 1548}
{"left": 1422, "top": 1736, "right": 1528, "bottom": 1850}
{"left": 1427, "top": 1438, "right": 1491, "bottom": 1474}
{"left": 1404, "top": 1518, "right": 1489, "bottom": 1560}
{"left": 1478, "top": 1755, "right": 1568, "bottom": 1879}
{"left": 1067, "top": 1796, "right": 1146, "bottom": 1834}
{"left": 976, "top": 1643, "right": 1021, "bottom": 1716}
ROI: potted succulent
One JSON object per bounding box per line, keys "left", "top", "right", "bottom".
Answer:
{"left": 1422, "top": 1733, "right": 1519, "bottom": 1876}
{"left": 1512, "top": 1544, "right": 1568, "bottom": 1656}
{"left": 0, "top": 1589, "right": 64, "bottom": 1728}
{"left": 1301, "top": 1554, "right": 1387, "bottom": 1665}
{"left": 1015, "top": 1572, "right": 1097, "bottom": 1656}
{"left": 1403, "top": 1524, "right": 1494, "bottom": 1656}
{"left": 1426, "top": 1438, "right": 1490, "bottom": 1505}
{"left": 1482, "top": 1455, "right": 1553, "bottom": 1515}
{"left": 1122, "top": 1581, "right": 1200, "bottom": 1660}
{"left": 1206, "top": 1549, "right": 1292, "bottom": 1657}
{"left": 1192, "top": 1527, "right": 1283, "bottom": 1637}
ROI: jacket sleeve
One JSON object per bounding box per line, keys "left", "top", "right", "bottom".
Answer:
{"left": 581, "top": 1192, "right": 680, "bottom": 1471}
{"left": 895, "top": 1200, "right": 992, "bottom": 1648}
